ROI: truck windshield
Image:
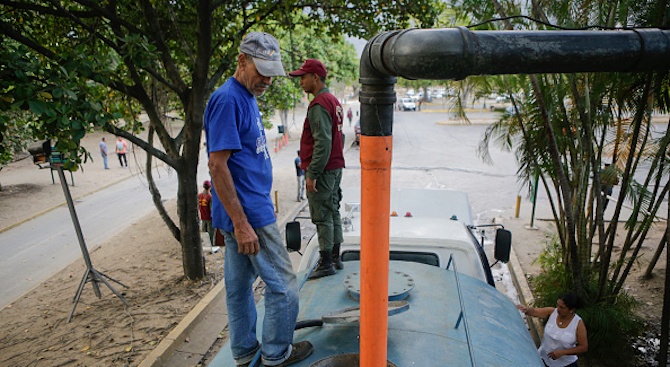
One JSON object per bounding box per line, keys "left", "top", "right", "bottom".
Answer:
{"left": 342, "top": 250, "right": 439, "bottom": 267}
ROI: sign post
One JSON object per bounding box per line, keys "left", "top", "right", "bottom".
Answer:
{"left": 29, "top": 141, "right": 130, "bottom": 322}
{"left": 53, "top": 164, "right": 130, "bottom": 322}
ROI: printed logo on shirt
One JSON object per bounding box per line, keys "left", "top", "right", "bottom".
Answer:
{"left": 255, "top": 116, "right": 269, "bottom": 159}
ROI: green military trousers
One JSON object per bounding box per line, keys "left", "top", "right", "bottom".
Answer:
{"left": 306, "top": 168, "right": 344, "bottom": 252}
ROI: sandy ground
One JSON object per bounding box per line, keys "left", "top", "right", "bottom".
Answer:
{"left": 0, "top": 199, "right": 225, "bottom": 367}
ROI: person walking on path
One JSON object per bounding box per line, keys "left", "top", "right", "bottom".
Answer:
{"left": 295, "top": 150, "right": 306, "bottom": 202}
{"left": 115, "top": 136, "right": 128, "bottom": 167}
{"left": 99, "top": 137, "right": 109, "bottom": 169}
{"left": 198, "top": 180, "right": 218, "bottom": 253}
{"left": 346, "top": 107, "right": 353, "bottom": 127}
{"left": 204, "top": 32, "right": 312, "bottom": 367}
{"left": 289, "top": 58, "right": 345, "bottom": 279}
{"left": 517, "top": 293, "right": 588, "bottom": 367}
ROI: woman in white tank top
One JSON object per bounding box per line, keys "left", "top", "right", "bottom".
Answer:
{"left": 516, "top": 293, "right": 588, "bottom": 367}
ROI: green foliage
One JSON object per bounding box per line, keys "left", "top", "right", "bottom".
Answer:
{"left": 258, "top": 76, "right": 302, "bottom": 127}
{"left": 258, "top": 16, "right": 361, "bottom": 126}
{"left": 532, "top": 236, "right": 572, "bottom": 303}
{"left": 0, "top": 42, "right": 121, "bottom": 169}
{"left": 578, "top": 298, "right": 640, "bottom": 365}
{"left": 0, "top": 112, "right": 32, "bottom": 165}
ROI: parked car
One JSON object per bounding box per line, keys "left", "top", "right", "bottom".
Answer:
{"left": 398, "top": 97, "right": 417, "bottom": 111}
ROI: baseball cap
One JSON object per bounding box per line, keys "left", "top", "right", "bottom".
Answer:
{"left": 240, "top": 32, "right": 286, "bottom": 77}
{"left": 289, "top": 59, "right": 327, "bottom": 78}
{"left": 203, "top": 180, "right": 211, "bottom": 188}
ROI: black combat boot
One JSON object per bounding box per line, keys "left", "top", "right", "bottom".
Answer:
{"left": 308, "top": 251, "right": 336, "bottom": 279}
{"left": 332, "top": 243, "right": 343, "bottom": 270}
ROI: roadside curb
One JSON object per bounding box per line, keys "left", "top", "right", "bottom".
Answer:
{"left": 507, "top": 244, "right": 544, "bottom": 345}
{"left": 138, "top": 281, "right": 226, "bottom": 367}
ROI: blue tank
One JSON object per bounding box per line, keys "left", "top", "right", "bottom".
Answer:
{"left": 209, "top": 260, "right": 543, "bottom": 366}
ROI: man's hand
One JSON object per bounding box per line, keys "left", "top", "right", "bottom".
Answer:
{"left": 306, "top": 177, "right": 318, "bottom": 192}
{"left": 234, "top": 221, "right": 260, "bottom": 255}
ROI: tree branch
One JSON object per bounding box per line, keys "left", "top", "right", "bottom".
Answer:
{"left": 139, "top": 0, "right": 188, "bottom": 95}
{"left": 145, "top": 126, "right": 180, "bottom": 241}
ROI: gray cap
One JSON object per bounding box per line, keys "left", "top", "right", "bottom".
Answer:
{"left": 240, "top": 32, "right": 285, "bottom": 77}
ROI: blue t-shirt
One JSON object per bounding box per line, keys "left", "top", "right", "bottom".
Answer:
{"left": 204, "top": 77, "right": 275, "bottom": 232}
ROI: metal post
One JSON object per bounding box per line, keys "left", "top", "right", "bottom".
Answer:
{"left": 56, "top": 166, "right": 130, "bottom": 322}
{"left": 529, "top": 170, "right": 539, "bottom": 229}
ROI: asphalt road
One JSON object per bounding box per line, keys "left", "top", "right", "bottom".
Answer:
{"left": 343, "top": 108, "right": 521, "bottom": 223}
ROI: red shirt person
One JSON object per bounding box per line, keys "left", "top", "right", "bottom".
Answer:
{"left": 198, "top": 180, "right": 214, "bottom": 247}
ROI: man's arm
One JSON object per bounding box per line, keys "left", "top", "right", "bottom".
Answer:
{"left": 208, "top": 150, "right": 260, "bottom": 255}
{"left": 305, "top": 104, "right": 333, "bottom": 191}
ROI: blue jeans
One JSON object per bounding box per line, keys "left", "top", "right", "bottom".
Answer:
{"left": 223, "top": 223, "right": 299, "bottom": 366}
{"left": 102, "top": 154, "right": 108, "bottom": 169}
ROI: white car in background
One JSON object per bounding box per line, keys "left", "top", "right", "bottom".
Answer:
{"left": 398, "top": 97, "right": 417, "bottom": 111}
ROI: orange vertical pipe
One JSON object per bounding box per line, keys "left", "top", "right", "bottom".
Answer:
{"left": 359, "top": 135, "right": 393, "bottom": 367}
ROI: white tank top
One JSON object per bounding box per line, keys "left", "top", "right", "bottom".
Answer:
{"left": 538, "top": 309, "right": 580, "bottom": 367}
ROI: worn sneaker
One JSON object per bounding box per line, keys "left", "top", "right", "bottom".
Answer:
{"left": 267, "top": 341, "right": 314, "bottom": 367}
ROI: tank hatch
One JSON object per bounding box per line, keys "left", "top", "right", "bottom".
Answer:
{"left": 344, "top": 270, "right": 414, "bottom": 301}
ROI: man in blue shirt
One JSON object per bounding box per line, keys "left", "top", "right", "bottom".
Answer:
{"left": 204, "top": 32, "right": 312, "bottom": 367}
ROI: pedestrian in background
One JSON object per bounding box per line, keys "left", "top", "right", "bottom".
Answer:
{"left": 115, "top": 136, "right": 128, "bottom": 167}
{"left": 99, "top": 137, "right": 109, "bottom": 169}
{"left": 289, "top": 58, "right": 345, "bottom": 279}
{"left": 198, "top": 180, "right": 218, "bottom": 253}
{"left": 295, "top": 150, "right": 306, "bottom": 202}
{"left": 347, "top": 107, "right": 353, "bottom": 127}
{"left": 204, "top": 32, "right": 312, "bottom": 367}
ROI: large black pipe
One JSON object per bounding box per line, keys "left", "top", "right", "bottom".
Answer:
{"left": 359, "top": 27, "right": 670, "bottom": 136}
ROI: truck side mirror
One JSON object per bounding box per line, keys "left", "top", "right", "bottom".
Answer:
{"left": 494, "top": 228, "right": 511, "bottom": 263}
{"left": 285, "top": 221, "right": 301, "bottom": 252}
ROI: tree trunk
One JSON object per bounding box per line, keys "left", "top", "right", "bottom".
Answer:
{"left": 177, "top": 162, "right": 205, "bottom": 280}
{"left": 645, "top": 235, "right": 667, "bottom": 279}
{"left": 175, "top": 100, "right": 207, "bottom": 280}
